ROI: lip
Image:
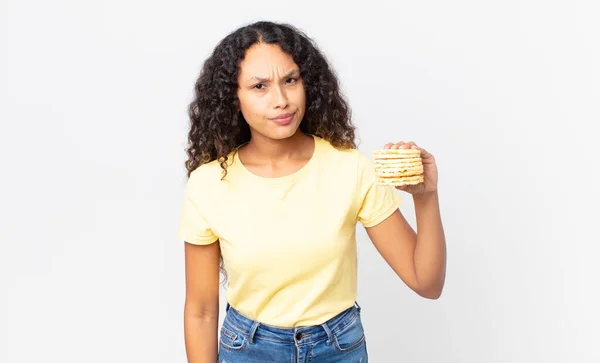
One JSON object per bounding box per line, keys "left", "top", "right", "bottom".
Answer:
{"left": 270, "top": 112, "right": 294, "bottom": 120}
{"left": 270, "top": 112, "right": 294, "bottom": 125}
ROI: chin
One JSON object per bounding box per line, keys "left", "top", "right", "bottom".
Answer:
{"left": 269, "top": 129, "right": 299, "bottom": 140}
{"left": 267, "top": 122, "right": 303, "bottom": 140}
{"left": 249, "top": 118, "right": 305, "bottom": 140}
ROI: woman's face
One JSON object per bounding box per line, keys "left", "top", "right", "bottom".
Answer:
{"left": 236, "top": 43, "right": 306, "bottom": 140}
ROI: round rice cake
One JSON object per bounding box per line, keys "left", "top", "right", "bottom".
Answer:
{"left": 375, "top": 161, "right": 423, "bottom": 172}
{"left": 372, "top": 148, "right": 421, "bottom": 159}
{"left": 376, "top": 164, "right": 424, "bottom": 177}
{"left": 374, "top": 157, "right": 423, "bottom": 166}
{"left": 376, "top": 174, "right": 424, "bottom": 186}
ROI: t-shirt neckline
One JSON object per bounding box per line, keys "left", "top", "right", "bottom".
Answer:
{"left": 233, "top": 134, "right": 321, "bottom": 186}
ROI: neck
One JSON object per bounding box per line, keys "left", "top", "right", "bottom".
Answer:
{"left": 245, "top": 130, "right": 312, "bottom": 163}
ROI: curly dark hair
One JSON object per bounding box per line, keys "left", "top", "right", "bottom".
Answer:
{"left": 184, "top": 20, "right": 357, "bottom": 180}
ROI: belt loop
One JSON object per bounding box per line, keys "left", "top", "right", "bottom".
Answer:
{"left": 225, "top": 302, "right": 231, "bottom": 312}
{"left": 321, "top": 322, "right": 334, "bottom": 345}
{"left": 354, "top": 301, "right": 362, "bottom": 312}
{"left": 248, "top": 321, "right": 260, "bottom": 344}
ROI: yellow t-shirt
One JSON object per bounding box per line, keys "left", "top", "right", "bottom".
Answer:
{"left": 177, "top": 134, "right": 402, "bottom": 327}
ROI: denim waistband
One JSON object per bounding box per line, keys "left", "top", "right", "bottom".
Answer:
{"left": 223, "top": 301, "right": 362, "bottom": 345}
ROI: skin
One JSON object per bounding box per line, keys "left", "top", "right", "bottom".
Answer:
{"left": 235, "top": 42, "right": 313, "bottom": 178}
{"left": 366, "top": 141, "right": 446, "bottom": 300}
{"left": 183, "top": 42, "right": 447, "bottom": 362}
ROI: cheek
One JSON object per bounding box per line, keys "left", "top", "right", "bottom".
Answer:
{"left": 238, "top": 94, "right": 264, "bottom": 121}
{"left": 292, "top": 88, "right": 306, "bottom": 110}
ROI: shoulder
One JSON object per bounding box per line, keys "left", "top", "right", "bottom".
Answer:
{"left": 316, "top": 136, "right": 373, "bottom": 171}
{"left": 185, "top": 158, "right": 228, "bottom": 199}
{"left": 189, "top": 159, "right": 223, "bottom": 180}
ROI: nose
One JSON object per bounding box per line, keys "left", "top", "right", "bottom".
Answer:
{"left": 273, "top": 85, "right": 289, "bottom": 109}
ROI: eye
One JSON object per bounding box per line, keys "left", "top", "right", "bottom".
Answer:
{"left": 286, "top": 78, "right": 297, "bottom": 84}
{"left": 254, "top": 83, "right": 266, "bottom": 90}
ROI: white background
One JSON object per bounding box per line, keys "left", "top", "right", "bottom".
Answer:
{"left": 1, "top": 0, "right": 599, "bottom": 362}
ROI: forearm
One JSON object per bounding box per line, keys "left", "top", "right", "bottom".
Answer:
{"left": 184, "top": 309, "right": 219, "bottom": 363}
{"left": 413, "top": 190, "right": 447, "bottom": 298}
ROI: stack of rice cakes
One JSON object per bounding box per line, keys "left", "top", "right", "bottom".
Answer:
{"left": 372, "top": 148, "right": 424, "bottom": 186}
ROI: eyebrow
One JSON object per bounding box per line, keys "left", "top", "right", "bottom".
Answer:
{"left": 246, "top": 69, "right": 300, "bottom": 83}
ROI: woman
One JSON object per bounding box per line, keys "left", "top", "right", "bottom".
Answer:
{"left": 178, "top": 20, "right": 446, "bottom": 362}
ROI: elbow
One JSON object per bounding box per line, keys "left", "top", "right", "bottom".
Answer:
{"left": 185, "top": 307, "right": 219, "bottom": 320}
{"left": 416, "top": 283, "right": 444, "bottom": 300}
{"left": 420, "top": 290, "right": 442, "bottom": 300}
{"left": 184, "top": 299, "right": 220, "bottom": 320}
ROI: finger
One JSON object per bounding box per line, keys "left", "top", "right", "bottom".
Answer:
{"left": 392, "top": 141, "right": 405, "bottom": 149}
{"left": 420, "top": 150, "right": 435, "bottom": 163}
{"left": 395, "top": 184, "right": 411, "bottom": 191}
{"left": 418, "top": 147, "right": 432, "bottom": 158}
{"left": 383, "top": 142, "right": 394, "bottom": 149}
{"left": 402, "top": 141, "right": 417, "bottom": 149}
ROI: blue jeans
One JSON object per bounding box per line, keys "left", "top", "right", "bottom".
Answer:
{"left": 218, "top": 302, "right": 369, "bottom": 362}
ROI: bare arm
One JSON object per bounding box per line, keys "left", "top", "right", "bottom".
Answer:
{"left": 184, "top": 240, "right": 221, "bottom": 362}
{"left": 365, "top": 191, "right": 446, "bottom": 299}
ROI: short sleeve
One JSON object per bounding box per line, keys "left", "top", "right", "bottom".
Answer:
{"left": 356, "top": 151, "right": 402, "bottom": 227}
{"left": 177, "top": 174, "right": 218, "bottom": 245}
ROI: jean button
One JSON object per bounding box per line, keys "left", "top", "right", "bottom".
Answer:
{"left": 295, "top": 332, "right": 302, "bottom": 341}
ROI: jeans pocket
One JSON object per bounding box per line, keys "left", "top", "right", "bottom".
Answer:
{"left": 332, "top": 311, "right": 366, "bottom": 353}
{"left": 219, "top": 322, "right": 247, "bottom": 352}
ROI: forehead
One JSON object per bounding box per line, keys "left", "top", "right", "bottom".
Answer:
{"left": 238, "top": 43, "right": 298, "bottom": 76}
